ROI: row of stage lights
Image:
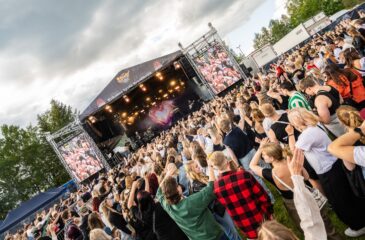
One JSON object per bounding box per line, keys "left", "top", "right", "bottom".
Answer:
{"left": 88, "top": 79, "right": 185, "bottom": 125}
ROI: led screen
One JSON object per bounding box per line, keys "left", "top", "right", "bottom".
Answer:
{"left": 194, "top": 43, "right": 242, "bottom": 94}
{"left": 59, "top": 133, "right": 104, "bottom": 182}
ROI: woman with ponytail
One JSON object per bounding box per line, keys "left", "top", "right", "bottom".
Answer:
{"left": 249, "top": 139, "right": 339, "bottom": 239}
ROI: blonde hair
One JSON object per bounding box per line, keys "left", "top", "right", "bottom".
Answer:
{"left": 258, "top": 220, "right": 299, "bottom": 240}
{"left": 185, "top": 160, "right": 209, "bottom": 184}
{"left": 251, "top": 109, "right": 265, "bottom": 123}
{"left": 259, "top": 103, "right": 276, "bottom": 117}
{"left": 288, "top": 108, "right": 319, "bottom": 129}
{"left": 337, "top": 105, "right": 365, "bottom": 144}
{"left": 209, "top": 151, "right": 227, "bottom": 170}
{"left": 90, "top": 229, "right": 112, "bottom": 240}
{"left": 261, "top": 143, "right": 284, "bottom": 161}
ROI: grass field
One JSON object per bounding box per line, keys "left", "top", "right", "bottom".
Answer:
{"left": 256, "top": 183, "right": 365, "bottom": 240}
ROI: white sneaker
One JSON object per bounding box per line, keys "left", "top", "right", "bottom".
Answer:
{"left": 344, "top": 227, "right": 365, "bottom": 237}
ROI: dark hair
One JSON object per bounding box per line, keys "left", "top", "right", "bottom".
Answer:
{"left": 161, "top": 177, "right": 181, "bottom": 205}
{"left": 88, "top": 212, "right": 105, "bottom": 230}
{"left": 136, "top": 191, "right": 155, "bottom": 219}
{"left": 343, "top": 48, "right": 361, "bottom": 68}
{"left": 279, "top": 81, "right": 296, "bottom": 91}
{"left": 323, "top": 62, "right": 357, "bottom": 86}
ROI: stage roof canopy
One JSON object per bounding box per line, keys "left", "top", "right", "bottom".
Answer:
{"left": 80, "top": 51, "right": 183, "bottom": 120}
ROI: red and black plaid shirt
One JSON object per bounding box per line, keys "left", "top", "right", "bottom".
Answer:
{"left": 214, "top": 169, "right": 273, "bottom": 239}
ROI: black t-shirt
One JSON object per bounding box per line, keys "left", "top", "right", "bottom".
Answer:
{"left": 153, "top": 203, "right": 189, "bottom": 240}
{"left": 223, "top": 127, "right": 254, "bottom": 159}
{"left": 130, "top": 206, "right": 156, "bottom": 240}
{"left": 108, "top": 210, "right": 131, "bottom": 234}
{"left": 270, "top": 113, "right": 298, "bottom": 144}
{"left": 262, "top": 168, "right": 293, "bottom": 199}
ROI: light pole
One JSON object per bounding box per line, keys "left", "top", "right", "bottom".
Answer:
{"left": 236, "top": 45, "right": 244, "bottom": 56}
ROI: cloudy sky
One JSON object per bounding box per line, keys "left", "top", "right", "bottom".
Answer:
{"left": 0, "top": 0, "right": 286, "bottom": 127}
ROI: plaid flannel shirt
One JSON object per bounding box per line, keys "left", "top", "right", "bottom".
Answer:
{"left": 214, "top": 169, "right": 273, "bottom": 239}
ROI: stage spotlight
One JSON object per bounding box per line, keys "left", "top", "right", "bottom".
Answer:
{"left": 163, "top": 93, "right": 168, "bottom": 98}
{"left": 173, "top": 61, "right": 181, "bottom": 70}
{"left": 175, "top": 86, "right": 180, "bottom": 90}
{"left": 123, "top": 95, "right": 130, "bottom": 103}
{"left": 140, "top": 109, "right": 145, "bottom": 113}
{"left": 88, "top": 116, "right": 96, "bottom": 123}
{"left": 180, "top": 81, "right": 185, "bottom": 86}
{"left": 139, "top": 84, "right": 147, "bottom": 92}
{"left": 146, "top": 97, "right": 151, "bottom": 102}
{"left": 121, "top": 112, "right": 127, "bottom": 118}
{"left": 158, "top": 76, "right": 163, "bottom": 80}
{"left": 152, "top": 102, "right": 156, "bottom": 106}
{"left": 170, "top": 80, "right": 176, "bottom": 86}
{"left": 134, "top": 112, "right": 139, "bottom": 116}
{"left": 158, "top": 89, "right": 163, "bottom": 93}
{"left": 105, "top": 105, "right": 113, "bottom": 113}
{"left": 168, "top": 89, "right": 173, "bottom": 93}
{"left": 155, "top": 72, "right": 161, "bottom": 77}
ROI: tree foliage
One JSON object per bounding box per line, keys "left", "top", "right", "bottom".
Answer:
{"left": 253, "top": 0, "right": 361, "bottom": 50}
{"left": 0, "top": 100, "right": 76, "bottom": 219}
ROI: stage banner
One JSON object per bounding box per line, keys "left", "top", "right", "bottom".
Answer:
{"left": 58, "top": 133, "right": 104, "bottom": 182}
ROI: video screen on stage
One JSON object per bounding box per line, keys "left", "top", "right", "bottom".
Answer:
{"left": 59, "top": 133, "right": 104, "bottom": 182}
{"left": 193, "top": 43, "right": 242, "bottom": 94}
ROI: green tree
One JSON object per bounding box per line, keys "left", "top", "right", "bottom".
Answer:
{"left": 0, "top": 100, "right": 76, "bottom": 219}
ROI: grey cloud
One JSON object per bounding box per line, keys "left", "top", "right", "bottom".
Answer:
{"left": 0, "top": 0, "right": 266, "bottom": 127}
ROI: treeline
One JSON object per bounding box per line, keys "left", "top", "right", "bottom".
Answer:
{"left": 0, "top": 100, "right": 76, "bottom": 219}
{"left": 253, "top": 0, "right": 365, "bottom": 49}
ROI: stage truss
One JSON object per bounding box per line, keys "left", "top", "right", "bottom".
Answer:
{"left": 178, "top": 23, "right": 248, "bottom": 96}
{"left": 46, "top": 120, "right": 110, "bottom": 183}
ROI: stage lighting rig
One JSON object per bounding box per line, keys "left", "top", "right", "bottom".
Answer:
{"left": 173, "top": 61, "right": 181, "bottom": 70}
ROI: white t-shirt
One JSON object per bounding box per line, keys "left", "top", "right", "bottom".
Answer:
{"left": 263, "top": 110, "right": 286, "bottom": 134}
{"left": 295, "top": 126, "right": 337, "bottom": 174}
{"left": 354, "top": 146, "right": 365, "bottom": 179}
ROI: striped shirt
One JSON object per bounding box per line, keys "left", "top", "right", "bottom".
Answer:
{"left": 288, "top": 92, "right": 311, "bottom": 110}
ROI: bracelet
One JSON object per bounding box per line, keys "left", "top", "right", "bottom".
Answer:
{"left": 288, "top": 134, "right": 294, "bottom": 137}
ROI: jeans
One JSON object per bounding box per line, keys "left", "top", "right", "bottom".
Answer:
{"left": 214, "top": 211, "right": 242, "bottom": 240}
{"left": 239, "top": 149, "right": 275, "bottom": 203}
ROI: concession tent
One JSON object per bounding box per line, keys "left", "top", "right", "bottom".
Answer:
{"left": 79, "top": 51, "right": 183, "bottom": 121}
{"left": 0, "top": 185, "right": 68, "bottom": 235}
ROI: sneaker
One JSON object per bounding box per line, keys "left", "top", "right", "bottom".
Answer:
{"left": 344, "top": 227, "right": 365, "bottom": 237}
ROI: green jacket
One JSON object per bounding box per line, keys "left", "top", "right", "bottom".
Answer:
{"left": 156, "top": 182, "right": 223, "bottom": 240}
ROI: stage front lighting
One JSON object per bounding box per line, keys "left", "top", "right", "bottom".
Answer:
{"left": 163, "top": 93, "right": 168, "bottom": 98}
{"left": 105, "top": 105, "right": 113, "bottom": 113}
{"left": 168, "top": 89, "right": 173, "bottom": 93}
{"left": 123, "top": 95, "right": 130, "bottom": 103}
{"left": 173, "top": 61, "right": 181, "bottom": 70}
{"left": 175, "top": 86, "right": 180, "bottom": 90}
{"left": 155, "top": 72, "right": 161, "bottom": 77}
{"left": 142, "top": 87, "right": 147, "bottom": 92}
{"left": 152, "top": 102, "right": 156, "bottom": 106}
{"left": 170, "top": 80, "right": 176, "bottom": 86}
{"left": 121, "top": 112, "right": 127, "bottom": 118}
{"left": 158, "top": 76, "right": 163, "bottom": 80}
{"left": 88, "top": 116, "right": 96, "bottom": 123}
{"left": 146, "top": 97, "right": 151, "bottom": 102}
{"left": 180, "top": 81, "right": 185, "bottom": 86}
{"left": 158, "top": 89, "right": 163, "bottom": 93}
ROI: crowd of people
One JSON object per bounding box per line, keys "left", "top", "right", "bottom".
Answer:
{"left": 6, "top": 9, "right": 365, "bottom": 240}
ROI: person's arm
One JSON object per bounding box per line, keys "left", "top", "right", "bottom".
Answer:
{"left": 287, "top": 148, "right": 327, "bottom": 240}
{"left": 267, "top": 129, "right": 279, "bottom": 143}
{"left": 127, "top": 181, "right": 138, "bottom": 209}
{"left": 225, "top": 146, "right": 239, "bottom": 166}
{"left": 249, "top": 138, "right": 269, "bottom": 178}
{"left": 327, "top": 127, "right": 364, "bottom": 166}
{"left": 285, "top": 124, "right": 296, "bottom": 151}
{"left": 144, "top": 175, "right": 150, "bottom": 193}
{"left": 315, "top": 96, "right": 331, "bottom": 124}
